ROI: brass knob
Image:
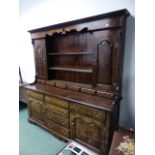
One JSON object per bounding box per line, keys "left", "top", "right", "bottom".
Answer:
{"left": 48, "top": 113, "right": 52, "bottom": 118}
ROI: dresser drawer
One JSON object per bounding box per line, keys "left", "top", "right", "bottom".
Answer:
{"left": 27, "top": 90, "right": 43, "bottom": 100}
{"left": 28, "top": 97, "right": 43, "bottom": 105}
{"left": 45, "top": 95, "right": 68, "bottom": 109}
{"left": 46, "top": 104, "right": 69, "bottom": 118}
{"left": 47, "top": 121, "right": 69, "bottom": 138}
{"left": 46, "top": 113, "right": 69, "bottom": 129}
{"left": 70, "top": 103, "right": 105, "bottom": 120}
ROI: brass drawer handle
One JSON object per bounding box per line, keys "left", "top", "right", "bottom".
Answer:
{"left": 48, "top": 122, "right": 53, "bottom": 127}
{"left": 47, "top": 113, "right": 53, "bottom": 119}
{"left": 62, "top": 121, "right": 67, "bottom": 125}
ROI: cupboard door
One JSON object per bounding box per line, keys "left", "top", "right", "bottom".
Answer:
{"left": 93, "top": 29, "right": 123, "bottom": 91}
{"left": 33, "top": 39, "right": 47, "bottom": 80}
{"left": 70, "top": 114, "right": 107, "bottom": 154}
{"left": 28, "top": 97, "right": 44, "bottom": 121}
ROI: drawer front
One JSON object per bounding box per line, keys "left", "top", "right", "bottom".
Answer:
{"left": 46, "top": 112, "right": 69, "bottom": 129}
{"left": 81, "top": 88, "right": 96, "bottom": 95}
{"left": 27, "top": 90, "right": 43, "bottom": 100}
{"left": 55, "top": 82, "right": 66, "bottom": 89}
{"left": 67, "top": 85, "right": 80, "bottom": 92}
{"left": 47, "top": 121, "right": 69, "bottom": 138}
{"left": 46, "top": 104, "right": 69, "bottom": 118}
{"left": 45, "top": 95, "right": 68, "bottom": 109}
{"left": 70, "top": 103, "right": 105, "bottom": 120}
{"left": 28, "top": 97, "right": 43, "bottom": 105}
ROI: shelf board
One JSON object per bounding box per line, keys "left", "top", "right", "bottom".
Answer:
{"left": 49, "top": 67, "right": 93, "bottom": 73}
{"left": 48, "top": 52, "right": 93, "bottom": 55}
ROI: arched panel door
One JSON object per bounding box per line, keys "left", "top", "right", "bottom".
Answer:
{"left": 33, "top": 39, "right": 47, "bottom": 80}
{"left": 97, "top": 39, "right": 113, "bottom": 85}
{"left": 92, "top": 29, "right": 122, "bottom": 91}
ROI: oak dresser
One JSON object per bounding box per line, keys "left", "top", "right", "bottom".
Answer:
{"left": 25, "top": 9, "right": 130, "bottom": 155}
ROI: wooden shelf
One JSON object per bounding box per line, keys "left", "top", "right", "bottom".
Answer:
{"left": 49, "top": 67, "right": 93, "bottom": 73}
{"left": 48, "top": 52, "right": 93, "bottom": 55}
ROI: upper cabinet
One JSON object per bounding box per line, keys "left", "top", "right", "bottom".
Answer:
{"left": 29, "top": 9, "right": 130, "bottom": 95}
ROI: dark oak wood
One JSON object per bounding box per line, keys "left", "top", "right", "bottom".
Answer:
{"left": 33, "top": 39, "right": 48, "bottom": 80}
{"left": 49, "top": 67, "right": 93, "bottom": 73}
{"left": 28, "top": 9, "right": 129, "bottom": 38}
{"left": 48, "top": 52, "right": 93, "bottom": 55}
{"left": 26, "top": 84, "right": 114, "bottom": 111}
{"left": 26, "top": 9, "right": 130, "bottom": 155}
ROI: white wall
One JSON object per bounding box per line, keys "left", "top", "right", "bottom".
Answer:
{"left": 19, "top": 0, "right": 135, "bottom": 128}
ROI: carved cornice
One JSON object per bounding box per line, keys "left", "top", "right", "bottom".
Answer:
{"left": 46, "top": 27, "right": 90, "bottom": 38}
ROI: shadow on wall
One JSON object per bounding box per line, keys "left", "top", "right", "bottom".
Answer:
{"left": 119, "top": 15, "right": 135, "bottom": 129}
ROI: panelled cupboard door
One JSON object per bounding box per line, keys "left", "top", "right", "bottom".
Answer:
{"left": 70, "top": 113, "right": 108, "bottom": 154}
{"left": 93, "top": 29, "right": 123, "bottom": 90}
{"left": 33, "top": 39, "right": 47, "bottom": 80}
{"left": 28, "top": 97, "right": 44, "bottom": 122}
